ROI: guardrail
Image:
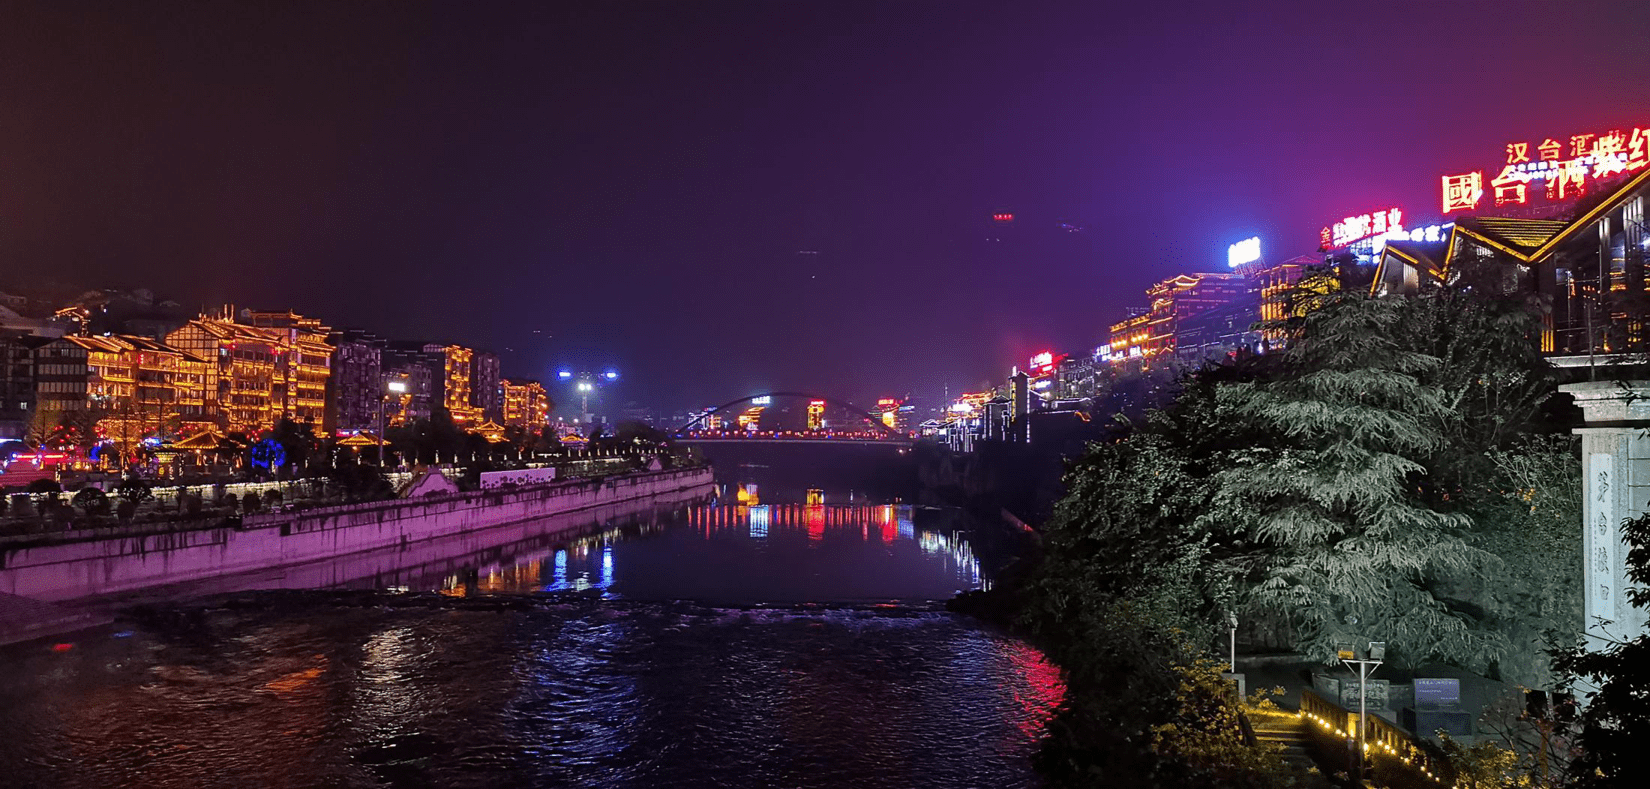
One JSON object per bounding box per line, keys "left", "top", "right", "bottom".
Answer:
{"left": 1298, "top": 688, "right": 1450, "bottom": 787}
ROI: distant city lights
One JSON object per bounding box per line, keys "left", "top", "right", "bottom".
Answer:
{"left": 750, "top": 395, "right": 772, "bottom": 406}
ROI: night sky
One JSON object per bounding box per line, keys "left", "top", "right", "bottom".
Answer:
{"left": 4, "top": 1, "right": 1649, "bottom": 413}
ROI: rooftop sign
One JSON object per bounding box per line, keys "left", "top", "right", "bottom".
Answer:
{"left": 1442, "top": 124, "right": 1649, "bottom": 214}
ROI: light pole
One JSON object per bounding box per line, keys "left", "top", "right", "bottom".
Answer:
{"left": 557, "top": 368, "right": 619, "bottom": 428}
{"left": 377, "top": 379, "right": 407, "bottom": 467}
{"left": 1338, "top": 640, "right": 1386, "bottom": 786}
{"left": 1227, "top": 612, "right": 1239, "bottom": 674}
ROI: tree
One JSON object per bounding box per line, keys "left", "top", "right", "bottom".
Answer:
{"left": 1554, "top": 509, "right": 1650, "bottom": 788}
{"left": 26, "top": 478, "right": 62, "bottom": 496}
{"left": 1214, "top": 292, "right": 1501, "bottom": 667}
{"left": 269, "top": 417, "right": 319, "bottom": 472}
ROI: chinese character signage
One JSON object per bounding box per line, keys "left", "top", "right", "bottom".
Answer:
{"left": 1326, "top": 207, "right": 1404, "bottom": 248}
{"left": 1443, "top": 124, "right": 1650, "bottom": 213}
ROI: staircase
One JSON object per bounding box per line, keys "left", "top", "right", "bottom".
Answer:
{"left": 1250, "top": 712, "right": 1318, "bottom": 773}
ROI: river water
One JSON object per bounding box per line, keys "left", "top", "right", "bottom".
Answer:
{"left": 0, "top": 481, "right": 1061, "bottom": 788}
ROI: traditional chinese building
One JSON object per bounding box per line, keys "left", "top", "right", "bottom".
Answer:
{"left": 165, "top": 311, "right": 332, "bottom": 435}
{"left": 500, "top": 378, "right": 550, "bottom": 429}
{"left": 239, "top": 309, "right": 334, "bottom": 430}
{"left": 69, "top": 335, "right": 211, "bottom": 446}
{"left": 1107, "top": 272, "right": 1252, "bottom": 366}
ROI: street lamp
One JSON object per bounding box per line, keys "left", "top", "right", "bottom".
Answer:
{"left": 1338, "top": 640, "right": 1385, "bottom": 785}
{"left": 377, "top": 379, "right": 407, "bottom": 466}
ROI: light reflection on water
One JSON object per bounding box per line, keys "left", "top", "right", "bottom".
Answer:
{"left": 441, "top": 488, "right": 987, "bottom": 605}
{"left": 0, "top": 486, "right": 1056, "bottom": 788}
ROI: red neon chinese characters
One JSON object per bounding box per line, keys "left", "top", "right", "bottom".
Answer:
{"left": 1571, "top": 134, "right": 1596, "bottom": 159}
{"left": 1548, "top": 161, "right": 1588, "bottom": 201}
{"left": 1539, "top": 139, "right": 1563, "bottom": 161}
{"left": 1491, "top": 166, "right": 1530, "bottom": 206}
{"left": 1506, "top": 142, "right": 1530, "bottom": 164}
{"left": 1592, "top": 131, "right": 1629, "bottom": 179}
{"left": 1441, "top": 172, "right": 1483, "bottom": 213}
{"left": 1628, "top": 128, "right": 1650, "bottom": 172}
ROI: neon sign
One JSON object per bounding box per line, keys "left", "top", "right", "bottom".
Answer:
{"left": 1226, "top": 237, "right": 1261, "bottom": 268}
{"left": 1443, "top": 124, "right": 1650, "bottom": 213}
{"left": 1325, "top": 208, "right": 1404, "bottom": 248}
{"left": 1027, "top": 351, "right": 1062, "bottom": 375}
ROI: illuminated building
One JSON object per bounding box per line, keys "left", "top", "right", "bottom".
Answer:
{"left": 501, "top": 378, "right": 551, "bottom": 428}
{"left": 1373, "top": 167, "right": 1650, "bottom": 356}
{"left": 70, "top": 335, "right": 211, "bottom": 445}
{"left": 737, "top": 405, "right": 764, "bottom": 432}
{"left": 165, "top": 310, "right": 335, "bottom": 435}
{"left": 240, "top": 310, "right": 335, "bottom": 430}
{"left": 385, "top": 342, "right": 485, "bottom": 427}
{"left": 166, "top": 316, "right": 282, "bottom": 434}
{"left": 934, "top": 391, "right": 990, "bottom": 452}
{"left": 874, "top": 398, "right": 900, "bottom": 430}
{"left": 806, "top": 399, "right": 825, "bottom": 430}
{"left": 1107, "top": 272, "right": 1251, "bottom": 366}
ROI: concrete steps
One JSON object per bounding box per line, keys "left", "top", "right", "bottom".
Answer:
{"left": 1252, "top": 715, "right": 1318, "bottom": 772}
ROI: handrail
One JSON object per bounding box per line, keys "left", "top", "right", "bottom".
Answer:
{"left": 1298, "top": 688, "right": 1449, "bottom": 786}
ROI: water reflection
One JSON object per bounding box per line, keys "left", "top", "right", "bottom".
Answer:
{"left": 425, "top": 486, "right": 987, "bottom": 604}
{"left": 0, "top": 484, "right": 1054, "bottom": 788}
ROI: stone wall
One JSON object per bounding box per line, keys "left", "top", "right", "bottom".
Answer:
{"left": 0, "top": 467, "right": 712, "bottom": 602}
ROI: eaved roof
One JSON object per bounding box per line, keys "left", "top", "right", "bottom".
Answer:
{"left": 1452, "top": 216, "right": 1569, "bottom": 259}
{"left": 1444, "top": 167, "right": 1650, "bottom": 267}
{"left": 1370, "top": 239, "right": 1450, "bottom": 295}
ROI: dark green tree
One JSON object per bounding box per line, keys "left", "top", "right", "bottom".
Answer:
{"left": 1214, "top": 292, "right": 1500, "bottom": 667}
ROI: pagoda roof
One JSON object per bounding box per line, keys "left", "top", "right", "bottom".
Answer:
{"left": 336, "top": 432, "right": 382, "bottom": 447}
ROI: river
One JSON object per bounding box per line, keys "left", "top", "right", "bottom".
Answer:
{"left": 0, "top": 479, "right": 1061, "bottom": 788}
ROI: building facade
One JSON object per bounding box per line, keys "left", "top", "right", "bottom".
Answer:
{"left": 1108, "top": 272, "right": 1252, "bottom": 366}
{"left": 472, "top": 351, "right": 502, "bottom": 424}
{"left": 500, "top": 378, "right": 550, "bottom": 429}
{"left": 326, "top": 328, "right": 385, "bottom": 434}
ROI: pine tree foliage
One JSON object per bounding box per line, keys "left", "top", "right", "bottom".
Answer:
{"left": 1214, "top": 292, "right": 1501, "bottom": 665}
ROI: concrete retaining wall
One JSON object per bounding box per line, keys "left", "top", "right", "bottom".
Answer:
{"left": 0, "top": 467, "right": 713, "bottom": 602}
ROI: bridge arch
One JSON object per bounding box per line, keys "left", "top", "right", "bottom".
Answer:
{"left": 673, "top": 392, "right": 900, "bottom": 436}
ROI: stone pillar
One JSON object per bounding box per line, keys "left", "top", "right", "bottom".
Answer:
{"left": 1560, "top": 381, "right": 1650, "bottom": 651}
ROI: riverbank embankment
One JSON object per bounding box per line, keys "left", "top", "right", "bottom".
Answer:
{"left": 0, "top": 467, "right": 713, "bottom": 604}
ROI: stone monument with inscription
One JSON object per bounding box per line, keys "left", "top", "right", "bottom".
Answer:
{"left": 1560, "top": 381, "right": 1650, "bottom": 651}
